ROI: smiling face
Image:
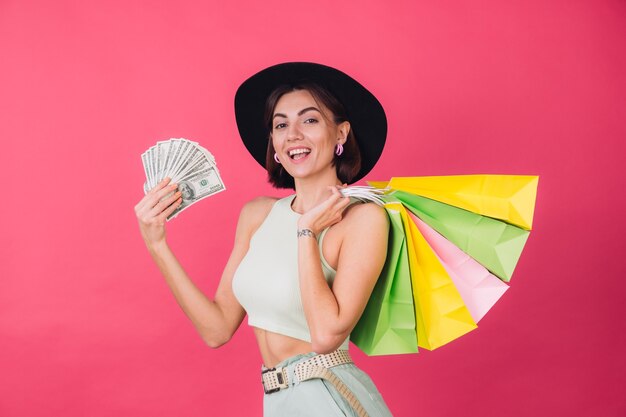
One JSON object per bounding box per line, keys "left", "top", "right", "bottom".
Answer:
{"left": 270, "top": 89, "right": 349, "bottom": 184}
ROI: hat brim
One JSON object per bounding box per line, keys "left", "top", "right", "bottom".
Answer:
{"left": 234, "top": 62, "right": 387, "bottom": 184}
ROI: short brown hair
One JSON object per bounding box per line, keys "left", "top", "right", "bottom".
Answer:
{"left": 263, "top": 83, "right": 362, "bottom": 189}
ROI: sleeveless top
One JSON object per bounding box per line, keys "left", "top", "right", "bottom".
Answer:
{"left": 232, "top": 195, "right": 350, "bottom": 350}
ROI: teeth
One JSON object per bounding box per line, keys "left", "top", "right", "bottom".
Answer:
{"left": 288, "top": 149, "right": 311, "bottom": 156}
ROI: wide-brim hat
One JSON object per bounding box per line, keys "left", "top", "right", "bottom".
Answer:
{"left": 234, "top": 62, "right": 387, "bottom": 184}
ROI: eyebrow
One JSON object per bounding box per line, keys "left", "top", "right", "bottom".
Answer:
{"left": 273, "top": 107, "right": 321, "bottom": 120}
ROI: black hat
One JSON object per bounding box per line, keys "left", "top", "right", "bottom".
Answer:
{"left": 234, "top": 62, "right": 387, "bottom": 184}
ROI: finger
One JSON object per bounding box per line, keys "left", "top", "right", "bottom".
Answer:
{"left": 331, "top": 186, "right": 349, "bottom": 203}
{"left": 148, "top": 177, "right": 172, "bottom": 194}
{"left": 138, "top": 179, "right": 172, "bottom": 213}
{"left": 145, "top": 183, "right": 180, "bottom": 210}
{"left": 135, "top": 192, "right": 156, "bottom": 216}
{"left": 316, "top": 188, "right": 340, "bottom": 209}
{"left": 157, "top": 197, "right": 183, "bottom": 222}
{"left": 329, "top": 192, "right": 345, "bottom": 208}
{"left": 136, "top": 182, "right": 178, "bottom": 215}
{"left": 333, "top": 195, "right": 351, "bottom": 214}
{"left": 155, "top": 182, "right": 179, "bottom": 200}
{"left": 148, "top": 190, "right": 182, "bottom": 218}
{"left": 328, "top": 186, "right": 344, "bottom": 199}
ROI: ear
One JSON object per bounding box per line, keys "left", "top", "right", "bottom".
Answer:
{"left": 337, "top": 121, "right": 351, "bottom": 145}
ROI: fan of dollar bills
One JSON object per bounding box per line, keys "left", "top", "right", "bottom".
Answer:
{"left": 141, "top": 138, "right": 226, "bottom": 220}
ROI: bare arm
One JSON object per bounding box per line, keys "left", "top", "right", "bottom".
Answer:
{"left": 134, "top": 177, "right": 274, "bottom": 347}
{"left": 297, "top": 188, "right": 389, "bottom": 353}
{"left": 146, "top": 241, "right": 244, "bottom": 347}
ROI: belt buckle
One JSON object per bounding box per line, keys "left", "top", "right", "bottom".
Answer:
{"left": 262, "top": 366, "right": 288, "bottom": 394}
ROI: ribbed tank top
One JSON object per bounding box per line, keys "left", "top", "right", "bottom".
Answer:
{"left": 232, "top": 195, "right": 350, "bottom": 350}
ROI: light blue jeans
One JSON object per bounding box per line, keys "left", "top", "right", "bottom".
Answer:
{"left": 262, "top": 352, "right": 394, "bottom": 417}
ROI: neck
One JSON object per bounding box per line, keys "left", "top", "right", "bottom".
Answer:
{"left": 291, "top": 168, "right": 342, "bottom": 214}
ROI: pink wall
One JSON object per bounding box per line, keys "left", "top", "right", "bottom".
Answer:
{"left": 1, "top": 1, "right": 625, "bottom": 416}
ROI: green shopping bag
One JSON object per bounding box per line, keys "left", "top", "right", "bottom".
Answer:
{"left": 351, "top": 204, "right": 418, "bottom": 355}
{"left": 394, "top": 191, "right": 530, "bottom": 282}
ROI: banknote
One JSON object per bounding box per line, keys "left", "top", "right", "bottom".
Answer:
{"left": 168, "top": 165, "right": 225, "bottom": 219}
{"left": 141, "top": 138, "right": 226, "bottom": 220}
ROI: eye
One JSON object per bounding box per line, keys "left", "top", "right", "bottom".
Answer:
{"left": 304, "top": 118, "right": 318, "bottom": 124}
{"left": 274, "top": 122, "right": 287, "bottom": 129}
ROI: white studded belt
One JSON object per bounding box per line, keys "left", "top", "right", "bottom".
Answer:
{"left": 261, "top": 350, "right": 370, "bottom": 417}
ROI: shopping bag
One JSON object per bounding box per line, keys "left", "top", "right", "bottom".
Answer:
{"left": 348, "top": 175, "right": 538, "bottom": 354}
{"left": 397, "top": 203, "right": 477, "bottom": 350}
{"left": 351, "top": 203, "right": 418, "bottom": 355}
{"left": 394, "top": 191, "right": 530, "bottom": 282}
{"left": 382, "top": 175, "right": 538, "bottom": 230}
{"left": 410, "top": 212, "right": 509, "bottom": 323}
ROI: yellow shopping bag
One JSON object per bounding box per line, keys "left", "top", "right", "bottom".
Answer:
{"left": 397, "top": 203, "right": 477, "bottom": 350}
{"left": 374, "top": 175, "right": 538, "bottom": 230}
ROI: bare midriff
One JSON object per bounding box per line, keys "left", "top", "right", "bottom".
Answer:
{"left": 254, "top": 327, "right": 313, "bottom": 368}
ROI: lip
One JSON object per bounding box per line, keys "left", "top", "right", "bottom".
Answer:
{"left": 285, "top": 146, "right": 312, "bottom": 163}
{"left": 286, "top": 146, "right": 311, "bottom": 153}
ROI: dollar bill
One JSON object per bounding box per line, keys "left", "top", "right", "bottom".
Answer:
{"left": 167, "top": 165, "right": 225, "bottom": 220}
{"left": 141, "top": 138, "right": 226, "bottom": 220}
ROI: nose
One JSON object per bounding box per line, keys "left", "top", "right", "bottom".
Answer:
{"left": 286, "top": 123, "right": 303, "bottom": 141}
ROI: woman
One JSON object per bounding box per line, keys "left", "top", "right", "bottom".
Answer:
{"left": 134, "top": 62, "right": 393, "bottom": 416}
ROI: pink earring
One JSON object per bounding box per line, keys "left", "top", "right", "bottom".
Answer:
{"left": 274, "top": 153, "right": 281, "bottom": 164}
{"left": 335, "top": 143, "right": 344, "bottom": 156}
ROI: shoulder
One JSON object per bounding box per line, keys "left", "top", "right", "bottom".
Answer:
{"left": 234, "top": 196, "right": 280, "bottom": 241}
{"left": 343, "top": 201, "right": 389, "bottom": 230}
{"left": 239, "top": 196, "right": 279, "bottom": 227}
{"left": 334, "top": 202, "right": 389, "bottom": 272}
{"left": 240, "top": 196, "right": 278, "bottom": 218}
{"left": 338, "top": 201, "right": 389, "bottom": 244}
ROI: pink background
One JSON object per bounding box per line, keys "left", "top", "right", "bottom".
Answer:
{"left": 1, "top": 0, "right": 625, "bottom": 416}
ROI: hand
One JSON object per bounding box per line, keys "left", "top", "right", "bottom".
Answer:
{"left": 298, "top": 185, "right": 351, "bottom": 236}
{"left": 134, "top": 177, "right": 182, "bottom": 249}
